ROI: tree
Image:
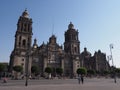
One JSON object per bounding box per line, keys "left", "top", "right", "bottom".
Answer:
{"left": 0, "top": 63, "right": 5, "bottom": 72}
{"left": 45, "top": 67, "right": 52, "bottom": 74}
{"left": 31, "top": 65, "right": 39, "bottom": 76}
{"left": 13, "top": 65, "right": 23, "bottom": 79}
{"left": 115, "top": 68, "right": 120, "bottom": 73}
{"left": 115, "top": 68, "right": 120, "bottom": 77}
{"left": 103, "top": 70, "right": 110, "bottom": 75}
{"left": 45, "top": 67, "right": 52, "bottom": 79}
{"left": 0, "top": 63, "right": 5, "bottom": 79}
{"left": 77, "top": 67, "right": 87, "bottom": 75}
{"left": 56, "top": 67, "right": 63, "bottom": 76}
{"left": 13, "top": 65, "right": 23, "bottom": 73}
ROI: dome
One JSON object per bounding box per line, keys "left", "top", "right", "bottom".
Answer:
{"left": 22, "top": 9, "right": 29, "bottom": 18}
{"left": 81, "top": 47, "right": 91, "bottom": 56}
{"left": 49, "top": 35, "right": 56, "bottom": 44}
{"left": 50, "top": 35, "right": 56, "bottom": 39}
{"left": 68, "top": 22, "right": 74, "bottom": 29}
{"left": 33, "top": 38, "right": 38, "bottom": 49}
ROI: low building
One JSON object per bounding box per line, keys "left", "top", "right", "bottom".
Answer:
{"left": 80, "top": 48, "right": 110, "bottom": 73}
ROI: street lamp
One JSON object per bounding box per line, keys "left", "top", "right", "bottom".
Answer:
{"left": 25, "top": 48, "right": 30, "bottom": 86}
{"left": 109, "top": 44, "right": 116, "bottom": 83}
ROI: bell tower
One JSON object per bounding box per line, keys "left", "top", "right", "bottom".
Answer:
{"left": 14, "top": 9, "right": 32, "bottom": 50}
{"left": 64, "top": 22, "right": 80, "bottom": 77}
{"left": 9, "top": 9, "right": 33, "bottom": 73}
{"left": 64, "top": 22, "right": 80, "bottom": 55}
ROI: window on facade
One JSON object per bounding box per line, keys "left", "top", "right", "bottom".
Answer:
{"left": 75, "top": 47, "right": 77, "bottom": 53}
{"left": 18, "top": 36, "right": 21, "bottom": 46}
{"left": 24, "top": 24, "right": 27, "bottom": 31}
{"left": 19, "top": 36, "right": 21, "bottom": 41}
{"left": 21, "top": 23, "right": 23, "bottom": 31}
{"left": 19, "top": 42, "right": 21, "bottom": 46}
{"left": 22, "top": 39, "right": 26, "bottom": 47}
{"left": 28, "top": 24, "right": 29, "bottom": 31}
{"left": 28, "top": 38, "right": 30, "bottom": 42}
{"left": 22, "top": 59, "right": 24, "bottom": 61}
{"left": 27, "top": 38, "right": 30, "bottom": 47}
{"left": 75, "top": 36, "right": 77, "bottom": 40}
{"left": 28, "top": 24, "right": 31, "bottom": 32}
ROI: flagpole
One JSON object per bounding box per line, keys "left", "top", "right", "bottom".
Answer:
{"left": 109, "top": 44, "right": 116, "bottom": 83}
{"left": 109, "top": 44, "right": 114, "bottom": 66}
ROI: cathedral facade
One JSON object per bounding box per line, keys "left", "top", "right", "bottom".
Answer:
{"left": 9, "top": 10, "right": 109, "bottom": 78}
{"left": 9, "top": 10, "right": 80, "bottom": 77}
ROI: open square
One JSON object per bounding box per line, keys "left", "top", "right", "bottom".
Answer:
{"left": 0, "top": 78, "right": 120, "bottom": 90}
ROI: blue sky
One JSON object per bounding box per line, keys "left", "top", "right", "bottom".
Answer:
{"left": 0, "top": 0, "right": 120, "bottom": 67}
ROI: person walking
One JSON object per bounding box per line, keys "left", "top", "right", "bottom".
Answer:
{"left": 81, "top": 74, "right": 84, "bottom": 84}
{"left": 78, "top": 75, "right": 81, "bottom": 84}
{"left": 3, "top": 77, "right": 7, "bottom": 83}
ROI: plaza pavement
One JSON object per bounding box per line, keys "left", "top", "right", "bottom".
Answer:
{"left": 0, "top": 78, "right": 120, "bottom": 90}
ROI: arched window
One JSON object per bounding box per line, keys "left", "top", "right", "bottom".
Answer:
{"left": 22, "top": 39, "right": 26, "bottom": 47}
{"left": 18, "top": 36, "right": 21, "bottom": 46}
{"left": 27, "top": 38, "right": 30, "bottom": 47}
{"left": 24, "top": 24, "right": 26, "bottom": 31}
{"left": 28, "top": 24, "right": 30, "bottom": 32}
{"left": 75, "top": 47, "right": 77, "bottom": 53}
{"left": 19, "top": 36, "right": 21, "bottom": 41}
{"left": 21, "top": 23, "right": 24, "bottom": 31}
{"left": 28, "top": 38, "right": 30, "bottom": 42}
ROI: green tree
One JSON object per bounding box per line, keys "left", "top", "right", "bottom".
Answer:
{"left": 0, "top": 63, "right": 5, "bottom": 79}
{"left": 31, "top": 65, "right": 39, "bottom": 76}
{"left": 45, "top": 67, "right": 52, "bottom": 74}
{"left": 77, "top": 67, "right": 87, "bottom": 75}
{"left": 13, "top": 65, "right": 23, "bottom": 73}
{"left": 56, "top": 67, "right": 63, "bottom": 76}
{"left": 103, "top": 70, "right": 110, "bottom": 75}
{"left": 115, "top": 68, "right": 120, "bottom": 77}
{"left": 115, "top": 68, "right": 120, "bottom": 73}
{"left": 13, "top": 65, "right": 23, "bottom": 79}
{"left": 0, "top": 63, "right": 5, "bottom": 72}
{"left": 45, "top": 67, "right": 52, "bottom": 79}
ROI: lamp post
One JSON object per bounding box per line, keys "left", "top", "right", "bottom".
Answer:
{"left": 109, "top": 44, "right": 116, "bottom": 83}
{"left": 25, "top": 48, "right": 30, "bottom": 86}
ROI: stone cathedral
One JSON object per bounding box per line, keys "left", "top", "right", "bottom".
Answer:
{"left": 9, "top": 10, "right": 109, "bottom": 78}
{"left": 9, "top": 10, "right": 81, "bottom": 77}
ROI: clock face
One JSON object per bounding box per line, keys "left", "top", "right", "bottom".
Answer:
{"left": 34, "top": 45, "right": 37, "bottom": 48}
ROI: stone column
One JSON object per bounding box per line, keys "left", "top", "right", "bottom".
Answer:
{"left": 73, "top": 60, "right": 77, "bottom": 77}
{"left": 43, "top": 58, "right": 47, "bottom": 71}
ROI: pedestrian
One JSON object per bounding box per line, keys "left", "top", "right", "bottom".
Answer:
{"left": 78, "top": 75, "right": 81, "bottom": 84}
{"left": 3, "top": 77, "right": 7, "bottom": 83}
{"left": 81, "top": 74, "right": 84, "bottom": 84}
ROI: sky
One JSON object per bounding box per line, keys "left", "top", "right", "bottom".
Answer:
{"left": 0, "top": 0, "right": 120, "bottom": 67}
